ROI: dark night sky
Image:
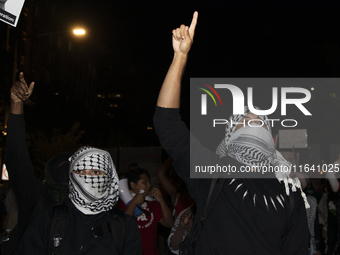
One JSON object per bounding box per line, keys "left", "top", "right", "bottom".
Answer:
{"left": 65, "top": 1, "right": 340, "bottom": 144}
{"left": 8, "top": 1, "right": 340, "bottom": 162}
{"left": 66, "top": 1, "right": 340, "bottom": 95}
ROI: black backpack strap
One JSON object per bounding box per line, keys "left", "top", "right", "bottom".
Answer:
{"left": 200, "top": 178, "right": 226, "bottom": 223}
{"left": 48, "top": 204, "right": 69, "bottom": 255}
{"left": 281, "top": 190, "right": 294, "bottom": 243}
{"left": 109, "top": 208, "right": 126, "bottom": 255}
{"left": 182, "top": 178, "right": 226, "bottom": 252}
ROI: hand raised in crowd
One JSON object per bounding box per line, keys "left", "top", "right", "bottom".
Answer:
{"left": 180, "top": 208, "right": 192, "bottom": 229}
{"left": 172, "top": 11, "right": 198, "bottom": 54}
{"left": 10, "top": 72, "right": 34, "bottom": 104}
{"left": 132, "top": 192, "right": 146, "bottom": 205}
{"left": 149, "top": 187, "right": 164, "bottom": 203}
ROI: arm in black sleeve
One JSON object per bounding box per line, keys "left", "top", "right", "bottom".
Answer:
{"left": 154, "top": 107, "right": 202, "bottom": 201}
{"left": 16, "top": 209, "right": 51, "bottom": 255}
{"left": 154, "top": 106, "right": 243, "bottom": 202}
{"left": 122, "top": 214, "right": 142, "bottom": 255}
{"left": 4, "top": 113, "right": 45, "bottom": 220}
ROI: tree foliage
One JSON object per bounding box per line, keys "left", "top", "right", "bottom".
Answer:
{"left": 27, "top": 122, "right": 85, "bottom": 177}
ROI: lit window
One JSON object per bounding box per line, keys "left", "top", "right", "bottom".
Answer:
{"left": 329, "top": 93, "right": 336, "bottom": 99}
{"left": 108, "top": 93, "right": 123, "bottom": 98}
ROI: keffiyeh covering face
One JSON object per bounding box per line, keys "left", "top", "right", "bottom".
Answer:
{"left": 69, "top": 146, "right": 119, "bottom": 215}
{"left": 216, "top": 106, "right": 309, "bottom": 208}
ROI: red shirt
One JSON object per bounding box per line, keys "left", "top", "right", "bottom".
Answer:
{"left": 174, "top": 191, "right": 195, "bottom": 218}
{"left": 117, "top": 199, "right": 163, "bottom": 255}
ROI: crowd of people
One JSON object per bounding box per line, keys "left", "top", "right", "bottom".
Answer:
{"left": 0, "top": 11, "right": 339, "bottom": 255}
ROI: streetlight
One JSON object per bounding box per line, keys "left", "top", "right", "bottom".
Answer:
{"left": 73, "top": 29, "right": 86, "bottom": 35}
{"left": 2, "top": 27, "right": 88, "bottom": 168}
{"left": 20, "top": 28, "right": 87, "bottom": 38}
{"left": 11, "top": 27, "right": 87, "bottom": 82}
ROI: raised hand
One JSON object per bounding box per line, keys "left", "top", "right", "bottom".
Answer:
{"left": 180, "top": 208, "right": 192, "bottom": 228}
{"left": 156, "top": 12, "right": 198, "bottom": 109}
{"left": 132, "top": 192, "right": 146, "bottom": 205}
{"left": 172, "top": 11, "right": 198, "bottom": 54}
{"left": 149, "top": 187, "right": 164, "bottom": 203}
{"left": 10, "top": 72, "right": 34, "bottom": 104}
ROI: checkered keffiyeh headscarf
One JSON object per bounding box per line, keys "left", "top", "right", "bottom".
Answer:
{"left": 69, "top": 146, "right": 119, "bottom": 214}
{"left": 216, "top": 106, "right": 272, "bottom": 163}
{"left": 216, "top": 106, "right": 309, "bottom": 208}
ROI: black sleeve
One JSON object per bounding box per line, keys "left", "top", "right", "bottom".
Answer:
{"left": 153, "top": 107, "right": 203, "bottom": 201}
{"left": 4, "top": 113, "right": 45, "bottom": 228}
{"left": 281, "top": 191, "right": 310, "bottom": 255}
{"left": 122, "top": 214, "right": 142, "bottom": 255}
{"left": 16, "top": 209, "right": 52, "bottom": 255}
{"left": 153, "top": 106, "right": 243, "bottom": 203}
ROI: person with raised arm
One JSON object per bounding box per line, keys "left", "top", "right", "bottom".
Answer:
{"left": 17, "top": 146, "right": 142, "bottom": 255}
{"left": 157, "top": 157, "right": 194, "bottom": 218}
{"left": 153, "top": 12, "right": 310, "bottom": 254}
{"left": 3, "top": 73, "right": 73, "bottom": 255}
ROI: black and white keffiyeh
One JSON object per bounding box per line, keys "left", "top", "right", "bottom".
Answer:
{"left": 216, "top": 106, "right": 309, "bottom": 208}
{"left": 69, "top": 146, "right": 119, "bottom": 215}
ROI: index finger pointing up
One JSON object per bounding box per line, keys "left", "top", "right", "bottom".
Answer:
{"left": 19, "top": 72, "right": 29, "bottom": 95}
{"left": 19, "top": 72, "right": 26, "bottom": 83}
{"left": 189, "top": 11, "right": 198, "bottom": 37}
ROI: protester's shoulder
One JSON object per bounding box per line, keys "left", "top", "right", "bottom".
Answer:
{"left": 111, "top": 207, "right": 139, "bottom": 233}
{"left": 26, "top": 206, "right": 54, "bottom": 234}
{"left": 119, "top": 209, "right": 134, "bottom": 222}
{"left": 34, "top": 206, "right": 55, "bottom": 222}
{"left": 123, "top": 213, "right": 139, "bottom": 228}
{"left": 111, "top": 207, "right": 133, "bottom": 222}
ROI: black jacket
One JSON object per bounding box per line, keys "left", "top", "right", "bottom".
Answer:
{"left": 17, "top": 198, "right": 142, "bottom": 254}
{"left": 153, "top": 107, "right": 309, "bottom": 255}
{"left": 4, "top": 113, "right": 50, "bottom": 243}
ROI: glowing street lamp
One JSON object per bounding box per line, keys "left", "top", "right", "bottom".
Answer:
{"left": 73, "top": 29, "right": 86, "bottom": 35}
{"left": 12, "top": 28, "right": 87, "bottom": 83}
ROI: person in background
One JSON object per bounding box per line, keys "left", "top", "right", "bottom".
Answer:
{"left": 17, "top": 146, "right": 142, "bottom": 254}
{"left": 292, "top": 172, "right": 322, "bottom": 255}
{"left": 325, "top": 158, "right": 340, "bottom": 255}
{"left": 158, "top": 157, "right": 194, "bottom": 219}
{"left": 121, "top": 168, "right": 173, "bottom": 255}
{"left": 167, "top": 203, "right": 196, "bottom": 254}
{"left": 3, "top": 187, "right": 18, "bottom": 236}
{"left": 158, "top": 157, "right": 194, "bottom": 255}
{"left": 3, "top": 73, "right": 72, "bottom": 255}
